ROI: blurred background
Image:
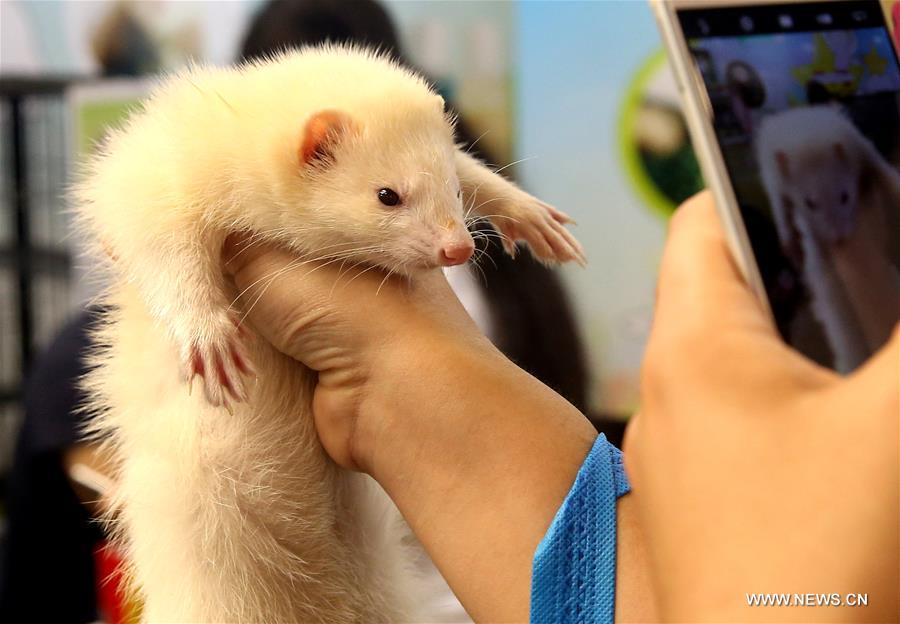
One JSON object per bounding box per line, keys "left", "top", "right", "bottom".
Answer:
{"left": 0, "top": 1, "right": 896, "bottom": 622}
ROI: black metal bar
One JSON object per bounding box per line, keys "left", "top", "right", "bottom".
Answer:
{"left": 10, "top": 95, "right": 33, "bottom": 372}
{"left": 0, "top": 76, "right": 84, "bottom": 97}
{"left": 0, "top": 387, "right": 22, "bottom": 404}
{"left": 0, "top": 245, "right": 72, "bottom": 275}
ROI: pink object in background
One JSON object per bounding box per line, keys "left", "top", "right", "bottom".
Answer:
{"left": 894, "top": 2, "right": 900, "bottom": 51}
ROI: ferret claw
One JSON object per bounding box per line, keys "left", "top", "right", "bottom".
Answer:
{"left": 490, "top": 194, "right": 586, "bottom": 266}
{"left": 184, "top": 329, "right": 255, "bottom": 409}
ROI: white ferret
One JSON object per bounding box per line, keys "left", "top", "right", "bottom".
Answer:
{"left": 75, "top": 47, "right": 585, "bottom": 623}
{"left": 756, "top": 105, "right": 900, "bottom": 372}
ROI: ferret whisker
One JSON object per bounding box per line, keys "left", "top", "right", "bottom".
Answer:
{"left": 469, "top": 256, "right": 489, "bottom": 285}
{"left": 335, "top": 262, "right": 381, "bottom": 293}
{"left": 473, "top": 227, "right": 516, "bottom": 249}
{"left": 468, "top": 175, "right": 495, "bottom": 198}
{"left": 374, "top": 268, "right": 395, "bottom": 297}
{"left": 226, "top": 252, "right": 311, "bottom": 303}
{"left": 331, "top": 253, "right": 384, "bottom": 294}
{"left": 472, "top": 211, "right": 520, "bottom": 225}
{"left": 226, "top": 233, "right": 281, "bottom": 262}
{"left": 464, "top": 214, "right": 494, "bottom": 228}
{"left": 336, "top": 257, "right": 356, "bottom": 277}
{"left": 328, "top": 260, "right": 375, "bottom": 298}
{"left": 463, "top": 186, "right": 485, "bottom": 218}
{"left": 234, "top": 258, "right": 307, "bottom": 324}
{"left": 215, "top": 90, "right": 237, "bottom": 114}
{"left": 294, "top": 254, "right": 370, "bottom": 285}
{"left": 470, "top": 233, "right": 502, "bottom": 253}
{"left": 469, "top": 198, "right": 509, "bottom": 215}
{"left": 462, "top": 176, "right": 505, "bottom": 218}
{"left": 229, "top": 247, "right": 383, "bottom": 312}
{"left": 463, "top": 129, "right": 490, "bottom": 156}
{"left": 491, "top": 156, "right": 535, "bottom": 176}
{"left": 288, "top": 241, "right": 382, "bottom": 259}
{"left": 238, "top": 253, "right": 356, "bottom": 326}
{"left": 225, "top": 230, "right": 323, "bottom": 265}
{"left": 469, "top": 246, "right": 487, "bottom": 264}
{"left": 470, "top": 224, "right": 503, "bottom": 238}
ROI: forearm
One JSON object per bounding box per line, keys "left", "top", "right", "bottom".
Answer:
{"left": 359, "top": 331, "right": 597, "bottom": 622}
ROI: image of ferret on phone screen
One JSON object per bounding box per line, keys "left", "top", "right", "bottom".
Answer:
{"left": 681, "top": 1, "right": 900, "bottom": 373}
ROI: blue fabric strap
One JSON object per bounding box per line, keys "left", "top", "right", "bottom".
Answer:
{"left": 530, "top": 434, "right": 631, "bottom": 624}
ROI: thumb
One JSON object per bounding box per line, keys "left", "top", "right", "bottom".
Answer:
{"left": 221, "top": 233, "right": 327, "bottom": 362}
{"left": 656, "top": 191, "right": 775, "bottom": 336}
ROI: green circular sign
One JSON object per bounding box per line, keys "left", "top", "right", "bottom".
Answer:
{"left": 619, "top": 50, "right": 704, "bottom": 219}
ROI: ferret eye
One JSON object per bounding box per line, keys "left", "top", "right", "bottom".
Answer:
{"left": 840, "top": 191, "right": 849, "bottom": 205}
{"left": 457, "top": 188, "right": 462, "bottom": 200}
{"left": 804, "top": 198, "right": 817, "bottom": 211}
{"left": 377, "top": 188, "right": 401, "bottom": 207}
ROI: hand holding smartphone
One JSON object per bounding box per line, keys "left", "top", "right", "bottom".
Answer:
{"left": 653, "top": 0, "right": 900, "bottom": 372}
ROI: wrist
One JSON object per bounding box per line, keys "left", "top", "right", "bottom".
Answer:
{"left": 350, "top": 324, "right": 499, "bottom": 476}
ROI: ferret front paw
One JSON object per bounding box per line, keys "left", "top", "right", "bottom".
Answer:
{"left": 490, "top": 192, "right": 586, "bottom": 266}
{"left": 182, "top": 320, "right": 255, "bottom": 408}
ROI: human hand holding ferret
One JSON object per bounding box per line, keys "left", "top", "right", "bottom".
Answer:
{"left": 223, "top": 233, "right": 489, "bottom": 471}
{"left": 222, "top": 232, "right": 618, "bottom": 622}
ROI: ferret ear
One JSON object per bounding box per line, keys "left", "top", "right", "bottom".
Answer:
{"left": 299, "top": 110, "right": 357, "bottom": 166}
{"left": 775, "top": 150, "right": 791, "bottom": 179}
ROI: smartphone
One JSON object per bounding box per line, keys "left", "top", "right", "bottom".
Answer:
{"left": 652, "top": 0, "right": 900, "bottom": 373}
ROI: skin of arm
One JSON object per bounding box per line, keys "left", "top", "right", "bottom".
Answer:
{"left": 625, "top": 193, "right": 899, "bottom": 622}
{"left": 223, "top": 238, "right": 656, "bottom": 622}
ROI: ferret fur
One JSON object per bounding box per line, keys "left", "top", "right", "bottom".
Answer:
{"left": 74, "top": 46, "right": 583, "bottom": 623}
{"left": 757, "top": 105, "right": 900, "bottom": 372}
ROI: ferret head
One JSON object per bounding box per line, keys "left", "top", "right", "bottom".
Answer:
{"left": 774, "top": 142, "right": 861, "bottom": 243}
{"left": 260, "top": 97, "right": 474, "bottom": 274}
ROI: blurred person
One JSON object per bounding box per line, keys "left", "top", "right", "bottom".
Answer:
{"left": 90, "top": 0, "right": 200, "bottom": 77}
{"left": 91, "top": 1, "right": 160, "bottom": 77}
{"left": 0, "top": 309, "right": 106, "bottom": 623}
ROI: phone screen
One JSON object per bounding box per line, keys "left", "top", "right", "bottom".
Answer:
{"left": 677, "top": 0, "right": 900, "bottom": 372}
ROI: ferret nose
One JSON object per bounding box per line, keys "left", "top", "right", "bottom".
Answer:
{"left": 439, "top": 240, "right": 475, "bottom": 266}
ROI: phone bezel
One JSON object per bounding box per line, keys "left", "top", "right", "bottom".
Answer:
{"left": 649, "top": 0, "right": 862, "bottom": 320}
